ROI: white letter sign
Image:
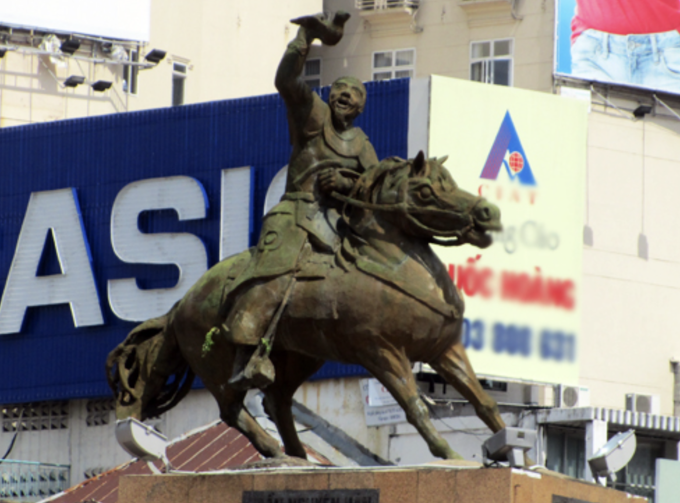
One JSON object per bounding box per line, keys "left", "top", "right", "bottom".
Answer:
{"left": 108, "top": 176, "right": 208, "bottom": 322}
{"left": 0, "top": 188, "right": 104, "bottom": 335}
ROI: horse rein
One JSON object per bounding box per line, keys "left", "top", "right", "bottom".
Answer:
{"left": 330, "top": 172, "right": 484, "bottom": 245}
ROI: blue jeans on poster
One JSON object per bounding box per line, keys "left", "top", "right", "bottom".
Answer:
{"left": 571, "top": 28, "right": 680, "bottom": 92}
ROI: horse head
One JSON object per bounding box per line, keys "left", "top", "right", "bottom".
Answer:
{"left": 345, "top": 151, "right": 501, "bottom": 248}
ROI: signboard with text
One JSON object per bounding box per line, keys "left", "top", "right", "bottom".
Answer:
{"left": 429, "top": 76, "right": 588, "bottom": 384}
{"left": 0, "top": 80, "right": 408, "bottom": 403}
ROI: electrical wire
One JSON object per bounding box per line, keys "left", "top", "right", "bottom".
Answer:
{"left": 0, "top": 407, "right": 25, "bottom": 462}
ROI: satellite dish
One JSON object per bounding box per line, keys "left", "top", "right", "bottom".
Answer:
{"left": 588, "top": 429, "right": 637, "bottom": 480}
{"left": 264, "top": 166, "right": 288, "bottom": 215}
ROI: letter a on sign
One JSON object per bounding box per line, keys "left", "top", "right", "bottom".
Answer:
{"left": 0, "top": 188, "right": 104, "bottom": 335}
{"left": 479, "top": 111, "right": 536, "bottom": 186}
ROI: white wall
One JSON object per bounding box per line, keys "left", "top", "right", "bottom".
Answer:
{"left": 579, "top": 101, "right": 680, "bottom": 415}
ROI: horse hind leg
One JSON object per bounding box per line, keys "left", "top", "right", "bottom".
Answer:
{"left": 429, "top": 342, "right": 505, "bottom": 433}
{"left": 262, "top": 352, "right": 324, "bottom": 459}
{"left": 215, "top": 388, "right": 285, "bottom": 459}
{"left": 360, "top": 345, "right": 462, "bottom": 460}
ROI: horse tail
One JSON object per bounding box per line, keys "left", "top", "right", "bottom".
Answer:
{"left": 106, "top": 307, "right": 195, "bottom": 421}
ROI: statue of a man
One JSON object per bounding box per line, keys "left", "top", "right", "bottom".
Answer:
{"left": 223, "top": 11, "right": 379, "bottom": 390}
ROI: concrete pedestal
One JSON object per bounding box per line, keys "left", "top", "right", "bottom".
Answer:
{"left": 118, "top": 463, "right": 646, "bottom": 503}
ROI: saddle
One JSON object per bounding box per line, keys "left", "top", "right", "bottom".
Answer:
{"left": 222, "top": 192, "right": 461, "bottom": 321}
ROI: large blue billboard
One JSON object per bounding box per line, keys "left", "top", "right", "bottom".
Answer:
{"left": 0, "top": 80, "right": 409, "bottom": 404}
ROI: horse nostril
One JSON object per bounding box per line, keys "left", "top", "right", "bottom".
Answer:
{"left": 475, "top": 202, "right": 499, "bottom": 222}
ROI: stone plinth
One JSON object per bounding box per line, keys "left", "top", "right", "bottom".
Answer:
{"left": 118, "top": 463, "right": 646, "bottom": 503}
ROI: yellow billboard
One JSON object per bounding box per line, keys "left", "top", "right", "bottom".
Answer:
{"left": 429, "top": 76, "right": 588, "bottom": 385}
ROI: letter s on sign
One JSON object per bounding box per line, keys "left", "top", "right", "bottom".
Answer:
{"left": 107, "top": 176, "right": 208, "bottom": 322}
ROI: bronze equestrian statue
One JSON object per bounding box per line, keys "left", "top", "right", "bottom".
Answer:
{"left": 107, "top": 12, "right": 506, "bottom": 462}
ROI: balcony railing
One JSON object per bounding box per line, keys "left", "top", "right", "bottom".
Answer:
{"left": 355, "top": 0, "right": 420, "bottom": 11}
{"left": 0, "top": 460, "right": 70, "bottom": 502}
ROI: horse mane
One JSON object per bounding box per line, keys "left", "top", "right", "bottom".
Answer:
{"left": 352, "top": 156, "right": 412, "bottom": 204}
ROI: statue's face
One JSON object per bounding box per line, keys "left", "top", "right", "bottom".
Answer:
{"left": 329, "top": 77, "right": 366, "bottom": 123}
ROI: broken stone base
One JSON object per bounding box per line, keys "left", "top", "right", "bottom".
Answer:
{"left": 118, "top": 463, "right": 646, "bottom": 503}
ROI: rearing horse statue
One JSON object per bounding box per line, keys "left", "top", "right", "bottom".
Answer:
{"left": 107, "top": 152, "right": 506, "bottom": 461}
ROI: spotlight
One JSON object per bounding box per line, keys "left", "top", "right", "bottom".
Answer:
{"left": 588, "top": 429, "right": 636, "bottom": 481}
{"left": 633, "top": 105, "right": 653, "bottom": 118}
{"left": 482, "top": 427, "right": 537, "bottom": 467}
{"left": 91, "top": 80, "right": 113, "bottom": 92}
{"left": 63, "top": 75, "right": 85, "bottom": 88}
{"left": 115, "top": 417, "right": 168, "bottom": 461}
{"left": 60, "top": 39, "right": 81, "bottom": 55}
{"left": 145, "top": 49, "right": 166, "bottom": 64}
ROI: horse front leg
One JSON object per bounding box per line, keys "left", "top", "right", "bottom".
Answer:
{"left": 361, "top": 345, "right": 462, "bottom": 460}
{"left": 429, "top": 342, "right": 505, "bottom": 433}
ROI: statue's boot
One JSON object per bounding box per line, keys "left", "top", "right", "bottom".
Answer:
{"left": 291, "top": 11, "right": 351, "bottom": 46}
{"left": 228, "top": 345, "right": 275, "bottom": 391}
{"left": 224, "top": 278, "right": 289, "bottom": 391}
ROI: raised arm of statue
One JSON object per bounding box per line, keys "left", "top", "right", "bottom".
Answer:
{"left": 275, "top": 12, "right": 351, "bottom": 130}
{"left": 274, "top": 25, "right": 315, "bottom": 111}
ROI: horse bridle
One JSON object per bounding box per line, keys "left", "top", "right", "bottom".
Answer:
{"left": 330, "top": 164, "right": 486, "bottom": 246}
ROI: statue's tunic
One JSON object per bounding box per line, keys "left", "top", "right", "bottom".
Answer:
{"left": 230, "top": 93, "right": 378, "bottom": 292}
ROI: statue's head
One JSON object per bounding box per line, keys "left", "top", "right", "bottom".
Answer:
{"left": 328, "top": 76, "right": 367, "bottom": 123}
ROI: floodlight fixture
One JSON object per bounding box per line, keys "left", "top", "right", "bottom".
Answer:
{"left": 588, "top": 429, "right": 636, "bottom": 481}
{"left": 63, "top": 75, "right": 85, "bottom": 88}
{"left": 115, "top": 417, "right": 168, "bottom": 461}
{"left": 633, "top": 105, "right": 653, "bottom": 118}
{"left": 145, "top": 49, "right": 166, "bottom": 64}
{"left": 60, "top": 38, "right": 81, "bottom": 55}
{"left": 482, "top": 427, "right": 537, "bottom": 467}
{"left": 91, "top": 80, "right": 113, "bottom": 92}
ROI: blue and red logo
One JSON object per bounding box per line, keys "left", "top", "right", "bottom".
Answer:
{"left": 480, "top": 111, "right": 536, "bottom": 186}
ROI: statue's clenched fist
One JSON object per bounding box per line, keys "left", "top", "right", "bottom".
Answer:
{"left": 318, "top": 168, "right": 354, "bottom": 194}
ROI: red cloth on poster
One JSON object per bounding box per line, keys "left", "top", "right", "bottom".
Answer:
{"left": 572, "top": 0, "right": 680, "bottom": 43}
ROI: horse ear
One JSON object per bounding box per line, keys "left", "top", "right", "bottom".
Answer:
{"left": 437, "top": 155, "right": 449, "bottom": 166}
{"left": 413, "top": 150, "right": 426, "bottom": 176}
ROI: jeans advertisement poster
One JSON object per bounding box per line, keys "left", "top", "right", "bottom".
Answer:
{"left": 555, "top": 0, "right": 680, "bottom": 95}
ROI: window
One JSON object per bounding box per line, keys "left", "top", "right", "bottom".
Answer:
{"left": 372, "top": 48, "right": 415, "bottom": 81}
{"left": 85, "top": 399, "right": 114, "bottom": 427}
{"left": 545, "top": 427, "right": 585, "bottom": 479}
{"left": 470, "top": 39, "right": 512, "bottom": 86}
{"left": 123, "top": 49, "right": 138, "bottom": 95}
{"left": 610, "top": 439, "right": 662, "bottom": 500}
{"left": 304, "top": 58, "right": 321, "bottom": 89}
{"left": 172, "top": 62, "right": 187, "bottom": 106}
{"left": 2, "top": 401, "right": 69, "bottom": 431}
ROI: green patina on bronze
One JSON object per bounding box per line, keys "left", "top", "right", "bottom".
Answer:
{"left": 202, "top": 327, "right": 219, "bottom": 358}
{"left": 106, "top": 11, "right": 511, "bottom": 464}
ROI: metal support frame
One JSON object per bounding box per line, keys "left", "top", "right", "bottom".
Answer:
{"left": 585, "top": 419, "right": 608, "bottom": 484}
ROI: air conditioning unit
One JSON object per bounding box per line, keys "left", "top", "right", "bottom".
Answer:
{"left": 625, "top": 393, "right": 660, "bottom": 414}
{"left": 556, "top": 384, "right": 590, "bottom": 408}
{"left": 356, "top": 0, "right": 420, "bottom": 11}
{"left": 524, "top": 384, "right": 555, "bottom": 407}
